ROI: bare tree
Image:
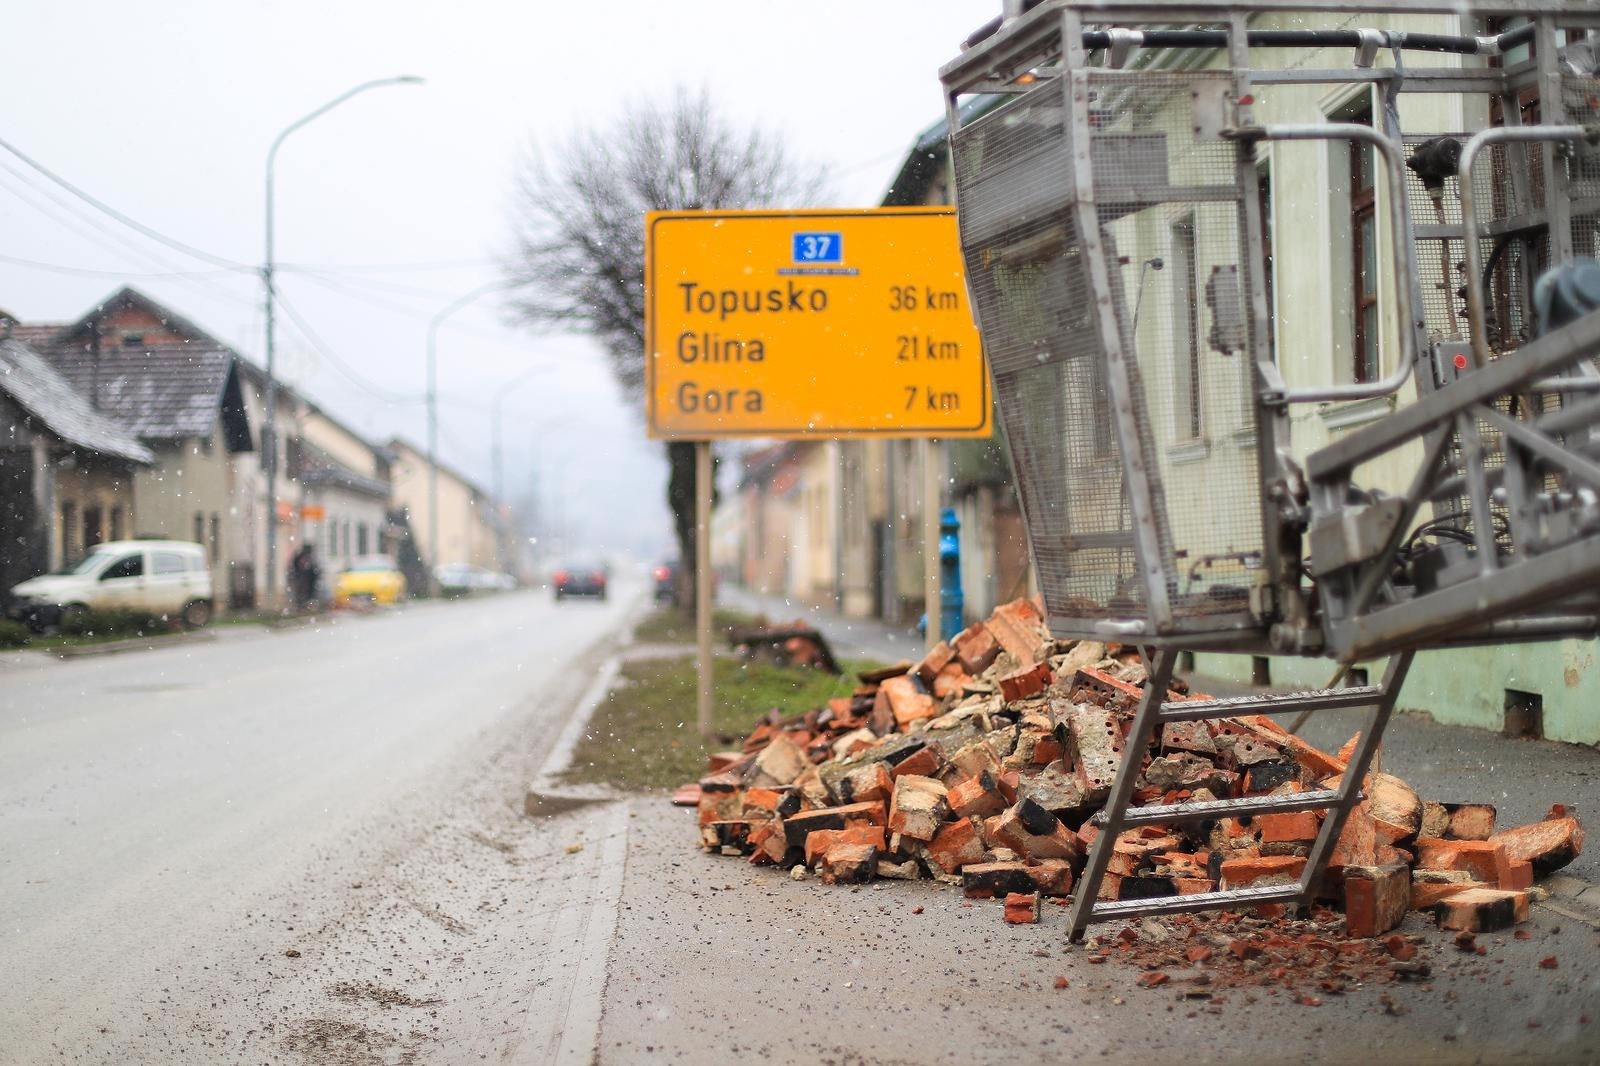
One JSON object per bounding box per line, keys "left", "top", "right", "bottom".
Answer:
{"left": 503, "top": 88, "right": 826, "bottom": 612}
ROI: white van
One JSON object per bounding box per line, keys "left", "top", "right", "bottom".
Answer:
{"left": 7, "top": 540, "right": 215, "bottom": 630}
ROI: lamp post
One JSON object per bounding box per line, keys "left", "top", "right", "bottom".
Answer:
{"left": 262, "top": 75, "right": 422, "bottom": 609}
{"left": 425, "top": 280, "right": 505, "bottom": 592}
{"left": 490, "top": 365, "right": 554, "bottom": 571}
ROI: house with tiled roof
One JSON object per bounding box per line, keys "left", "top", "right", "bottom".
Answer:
{"left": 30, "top": 287, "right": 274, "bottom": 607}
{"left": 0, "top": 328, "right": 155, "bottom": 602}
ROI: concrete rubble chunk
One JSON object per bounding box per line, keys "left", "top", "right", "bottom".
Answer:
{"left": 888, "top": 775, "right": 949, "bottom": 842}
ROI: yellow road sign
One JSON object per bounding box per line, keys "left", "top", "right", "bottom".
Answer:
{"left": 645, "top": 207, "right": 990, "bottom": 440}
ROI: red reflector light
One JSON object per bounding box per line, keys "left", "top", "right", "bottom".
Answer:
{"left": 554, "top": 570, "right": 570, "bottom": 584}
{"left": 1453, "top": 353, "right": 1469, "bottom": 370}
{"left": 653, "top": 566, "right": 670, "bottom": 580}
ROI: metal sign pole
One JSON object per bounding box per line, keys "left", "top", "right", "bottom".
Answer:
{"left": 696, "top": 440, "right": 715, "bottom": 740}
{"left": 923, "top": 437, "right": 941, "bottom": 653}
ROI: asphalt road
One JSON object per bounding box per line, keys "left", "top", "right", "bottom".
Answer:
{"left": 0, "top": 584, "right": 639, "bottom": 1064}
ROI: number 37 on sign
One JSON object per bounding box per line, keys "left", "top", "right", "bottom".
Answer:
{"left": 644, "top": 207, "right": 990, "bottom": 440}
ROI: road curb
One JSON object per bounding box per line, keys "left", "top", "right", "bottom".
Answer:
{"left": 523, "top": 654, "right": 625, "bottom": 816}
{"left": 50, "top": 630, "right": 217, "bottom": 659}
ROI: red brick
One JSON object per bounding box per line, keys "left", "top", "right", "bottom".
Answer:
{"left": 1503, "top": 859, "right": 1534, "bottom": 891}
{"left": 952, "top": 622, "right": 1001, "bottom": 674}
{"left": 947, "top": 773, "right": 1007, "bottom": 819}
{"left": 1003, "top": 891, "right": 1041, "bottom": 924}
{"left": 1415, "top": 838, "right": 1513, "bottom": 888}
{"left": 741, "top": 787, "right": 785, "bottom": 816}
{"left": 925, "top": 817, "right": 987, "bottom": 874}
{"left": 1489, "top": 816, "right": 1586, "bottom": 875}
{"left": 986, "top": 599, "right": 1049, "bottom": 666}
{"left": 879, "top": 675, "right": 937, "bottom": 728}
{"left": 1445, "top": 803, "right": 1497, "bottom": 841}
{"left": 1433, "top": 887, "right": 1531, "bottom": 932}
{"left": 1330, "top": 802, "right": 1379, "bottom": 869}
{"left": 890, "top": 746, "right": 942, "bottom": 780}
{"left": 1343, "top": 862, "right": 1410, "bottom": 938}
{"left": 835, "top": 761, "right": 895, "bottom": 806}
{"left": 781, "top": 801, "right": 886, "bottom": 848}
{"left": 932, "top": 662, "right": 973, "bottom": 699}
{"left": 804, "top": 825, "right": 887, "bottom": 867}
{"left": 998, "top": 661, "right": 1052, "bottom": 703}
{"left": 1025, "top": 859, "right": 1075, "bottom": 897}
{"left": 1257, "top": 810, "right": 1322, "bottom": 844}
{"left": 1220, "top": 854, "right": 1306, "bottom": 890}
{"left": 819, "top": 842, "right": 878, "bottom": 885}
{"left": 914, "top": 640, "right": 956, "bottom": 688}
{"left": 987, "top": 806, "right": 1083, "bottom": 863}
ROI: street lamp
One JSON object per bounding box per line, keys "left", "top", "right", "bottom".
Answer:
{"left": 262, "top": 75, "right": 423, "bottom": 609}
{"left": 425, "top": 280, "right": 506, "bottom": 591}
{"left": 491, "top": 365, "right": 554, "bottom": 570}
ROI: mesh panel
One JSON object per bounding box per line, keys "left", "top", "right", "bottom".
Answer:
{"left": 1566, "top": 74, "right": 1600, "bottom": 271}
{"left": 954, "top": 71, "right": 1264, "bottom": 633}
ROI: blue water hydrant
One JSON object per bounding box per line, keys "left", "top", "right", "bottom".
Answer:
{"left": 939, "top": 507, "right": 964, "bottom": 642}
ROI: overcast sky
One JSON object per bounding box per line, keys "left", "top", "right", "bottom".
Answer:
{"left": 0, "top": 1, "right": 989, "bottom": 559}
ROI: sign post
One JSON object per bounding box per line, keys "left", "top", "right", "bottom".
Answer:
{"left": 695, "top": 440, "right": 714, "bottom": 740}
{"left": 645, "top": 208, "right": 990, "bottom": 741}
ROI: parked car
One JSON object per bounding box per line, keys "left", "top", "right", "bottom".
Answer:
{"left": 652, "top": 559, "right": 680, "bottom": 604}
{"left": 435, "top": 564, "right": 517, "bottom": 595}
{"left": 6, "top": 539, "right": 214, "bottom": 630}
{"left": 333, "top": 555, "right": 407, "bottom": 608}
{"left": 553, "top": 559, "right": 608, "bottom": 601}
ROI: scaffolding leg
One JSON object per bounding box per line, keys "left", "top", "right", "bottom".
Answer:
{"left": 1066, "top": 651, "right": 1415, "bottom": 942}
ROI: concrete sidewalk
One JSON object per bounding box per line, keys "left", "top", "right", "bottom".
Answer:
{"left": 571, "top": 603, "right": 1600, "bottom": 1064}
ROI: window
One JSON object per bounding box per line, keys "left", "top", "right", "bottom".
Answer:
{"left": 357, "top": 523, "right": 369, "bottom": 555}
{"left": 110, "top": 506, "right": 124, "bottom": 542}
{"left": 100, "top": 553, "right": 143, "bottom": 581}
{"left": 61, "top": 501, "right": 78, "bottom": 559}
{"left": 194, "top": 512, "right": 205, "bottom": 547}
{"left": 1348, "top": 103, "right": 1380, "bottom": 383}
{"left": 153, "top": 551, "right": 187, "bottom": 575}
{"left": 1172, "top": 217, "right": 1202, "bottom": 439}
{"left": 83, "top": 506, "right": 103, "bottom": 550}
{"left": 210, "top": 514, "right": 221, "bottom": 563}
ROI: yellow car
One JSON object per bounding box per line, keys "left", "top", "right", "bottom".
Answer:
{"left": 333, "top": 555, "right": 407, "bottom": 608}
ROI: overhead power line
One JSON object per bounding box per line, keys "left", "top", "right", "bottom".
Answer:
{"left": 0, "top": 250, "right": 241, "bottom": 281}
{"left": 0, "top": 135, "right": 255, "bottom": 272}
{"left": 273, "top": 287, "right": 423, "bottom": 406}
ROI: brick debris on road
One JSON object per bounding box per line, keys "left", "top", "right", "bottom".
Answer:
{"left": 680, "top": 597, "right": 1585, "bottom": 1004}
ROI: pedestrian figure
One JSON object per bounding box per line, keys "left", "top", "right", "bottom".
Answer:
{"left": 289, "top": 544, "right": 321, "bottom": 612}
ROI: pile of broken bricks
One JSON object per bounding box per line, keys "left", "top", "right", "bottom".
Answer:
{"left": 684, "top": 598, "right": 1585, "bottom": 942}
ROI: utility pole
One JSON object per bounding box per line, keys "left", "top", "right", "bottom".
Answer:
{"left": 261, "top": 75, "right": 422, "bottom": 609}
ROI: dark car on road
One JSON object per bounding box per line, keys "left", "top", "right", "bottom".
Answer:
{"left": 652, "top": 560, "right": 679, "bottom": 604}
{"left": 553, "top": 560, "right": 608, "bottom": 601}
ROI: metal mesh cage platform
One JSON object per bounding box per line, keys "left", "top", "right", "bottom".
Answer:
{"left": 954, "top": 67, "right": 1263, "bottom": 645}
{"left": 944, "top": 0, "right": 1600, "bottom": 661}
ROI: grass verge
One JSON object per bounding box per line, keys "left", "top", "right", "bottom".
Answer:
{"left": 558, "top": 654, "right": 875, "bottom": 791}
{"left": 630, "top": 606, "right": 761, "bottom": 646}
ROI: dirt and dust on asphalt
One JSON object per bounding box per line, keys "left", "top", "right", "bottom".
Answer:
{"left": 0, "top": 594, "right": 639, "bottom": 1066}
{"left": 163, "top": 646, "right": 632, "bottom": 1066}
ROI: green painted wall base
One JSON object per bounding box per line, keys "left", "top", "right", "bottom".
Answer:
{"left": 1193, "top": 640, "right": 1600, "bottom": 747}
